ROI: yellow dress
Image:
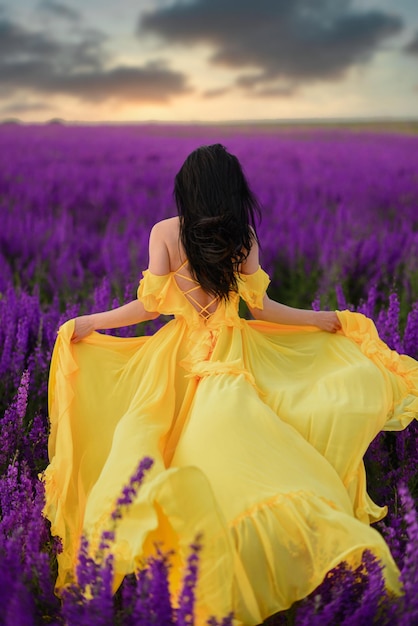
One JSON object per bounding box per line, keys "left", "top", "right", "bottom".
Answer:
{"left": 43, "top": 266, "right": 418, "bottom": 625}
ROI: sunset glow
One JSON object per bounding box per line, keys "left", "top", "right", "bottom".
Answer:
{"left": 1, "top": 0, "right": 417, "bottom": 122}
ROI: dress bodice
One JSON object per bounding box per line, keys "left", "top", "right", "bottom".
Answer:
{"left": 137, "top": 265, "right": 270, "bottom": 328}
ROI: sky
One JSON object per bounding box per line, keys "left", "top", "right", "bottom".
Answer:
{"left": 1, "top": 0, "right": 417, "bottom": 123}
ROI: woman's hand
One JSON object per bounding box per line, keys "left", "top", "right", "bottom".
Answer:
{"left": 314, "top": 311, "right": 342, "bottom": 333}
{"left": 71, "top": 315, "right": 96, "bottom": 343}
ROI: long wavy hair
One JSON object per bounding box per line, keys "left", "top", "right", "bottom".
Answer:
{"left": 174, "top": 144, "right": 261, "bottom": 300}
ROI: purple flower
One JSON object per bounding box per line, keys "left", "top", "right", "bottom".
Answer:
{"left": 15, "top": 370, "right": 30, "bottom": 420}
{"left": 0, "top": 461, "right": 61, "bottom": 623}
{"left": 397, "top": 484, "right": 418, "bottom": 623}
{"left": 147, "top": 547, "right": 175, "bottom": 625}
{"left": 176, "top": 535, "right": 202, "bottom": 626}
{"left": 111, "top": 456, "right": 154, "bottom": 521}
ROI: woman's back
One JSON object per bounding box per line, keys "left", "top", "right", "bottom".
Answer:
{"left": 149, "top": 216, "right": 260, "bottom": 320}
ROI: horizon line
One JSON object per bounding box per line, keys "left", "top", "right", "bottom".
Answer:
{"left": 2, "top": 115, "right": 418, "bottom": 127}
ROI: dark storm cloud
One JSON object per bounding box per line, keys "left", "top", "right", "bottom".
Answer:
{"left": 0, "top": 15, "right": 190, "bottom": 103}
{"left": 404, "top": 31, "right": 418, "bottom": 54}
{"left": 139, "top": 0, "right": 404, "bottom": 92}
{"left": 0, "top": 18, "right": 60, "bottom": 57}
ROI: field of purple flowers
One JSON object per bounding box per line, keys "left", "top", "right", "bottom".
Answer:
{"left": 0, "top": 123, "right": 417, "bottom": 625}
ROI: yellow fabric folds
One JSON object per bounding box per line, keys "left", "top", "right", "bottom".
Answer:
{"left": 43, "top": 267, "right": 417, "bottom": 625}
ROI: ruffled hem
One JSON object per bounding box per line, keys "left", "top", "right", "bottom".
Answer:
{"left": 228, "top": 490, "right": 401, "bottom": 623}
{"left": 46, "top": 467, "right": 401, "bottom": 626}
{"left": 344, "top": 462, "right": 388, "bottom": 525}
{"left": 337, "top": 310, "right": 418, "bottom": 430}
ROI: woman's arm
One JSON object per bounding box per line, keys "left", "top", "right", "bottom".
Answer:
{"left": 243, "top": 241, "right": 341, "bottom": 333}
{"left": 248, "top": 297, "right": 341, "bottom": 333}
{"left": 71, "top": 302, "right": 159, "bottom": 343}
{"left": 71, "top": 223, "right": 169, "bottom": 343}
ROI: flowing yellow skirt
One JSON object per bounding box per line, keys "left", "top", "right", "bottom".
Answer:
{"left": 43, "top": 310, "right": 418, "bottom": 625}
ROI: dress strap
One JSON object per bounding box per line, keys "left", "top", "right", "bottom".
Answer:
{"left": 173, "top": 260, "right": 188, "bottom": 275}
{"left": 183, "top": 288, "right": 219, "bottom": 319}
{"left": 173, "top": 262, "right": 219, "bottom": 320}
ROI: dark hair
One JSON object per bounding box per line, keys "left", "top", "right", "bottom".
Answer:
{"left": 174, "top": 144, "right": 261, "bottom": 300}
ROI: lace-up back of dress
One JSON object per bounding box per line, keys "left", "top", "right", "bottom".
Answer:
{"left": 173, "top": 261, "right": 219, "bottom": 320}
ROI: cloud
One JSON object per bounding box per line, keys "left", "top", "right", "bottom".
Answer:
{"left": 139, "top": 0, "right": 404, "bottom": 92}
{"left": 249, "top": 85, "right": 296, "bottom": 98}
{"left": 38, "top": 0, "right": 81, "bottom": 23}
{"left": 202, "top": 86, "right": 231, "bottom": 98}
{"left": 0, "top": 17, "right": 60, "bottom": 58}
{"left": 404, "top": 31, "right": 418, "bottom": 55}
{"left": 0, "top": 100, "right": 51, "bottom": 114}
{"left": 0, "top": 15, "right": 190, "bottom": 104}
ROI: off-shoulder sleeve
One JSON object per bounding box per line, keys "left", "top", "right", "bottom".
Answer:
{"left": 137, "top": 270, "right": 172, "bottom": 314}
{"left": 238, "top": 266, "right": 270, "bottom": 309}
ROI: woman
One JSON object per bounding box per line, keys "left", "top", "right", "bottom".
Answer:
{"left": 44, "top": 144, "right": 417, "bottom": 625}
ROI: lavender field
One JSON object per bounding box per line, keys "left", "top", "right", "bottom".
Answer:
{"left": 0, "top": 123, "right": 417, "bottom": 625}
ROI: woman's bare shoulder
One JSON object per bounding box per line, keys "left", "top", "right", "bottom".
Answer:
{"left": 240, "top": 240, "right": 260, "bottom": 275}
{"left": 152, "top": 216, "right": 179, "bottom": 233}
{"left": 151, "top": 217, "right": 180, "bottom": 248}
{"left": 149, "top": 217, "right": 183, "bottom": 272}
